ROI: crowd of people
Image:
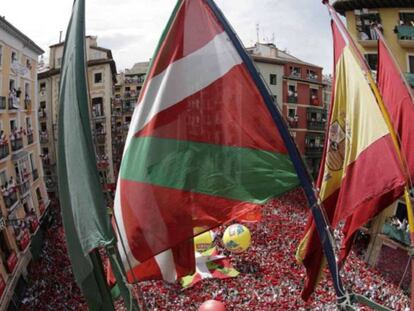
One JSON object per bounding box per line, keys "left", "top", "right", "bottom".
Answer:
{"left": 20, "top": 189, "right": 410, "bottom": 310}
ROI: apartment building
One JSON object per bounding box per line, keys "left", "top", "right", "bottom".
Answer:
{"left": 247, "top": 43, "right": 328, "bottom": 177}
{"left": 0, "top": 17, "right": 50, "bottom": 310}
{"left": 38, "top": 36, "right": 117, "bottom": 198}
{"left": 112, "top": 62, "right": 148, "bottom": 179}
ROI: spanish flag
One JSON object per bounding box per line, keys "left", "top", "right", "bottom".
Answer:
{"left": 297, "top": 4, "right": 406, "bottom": 300}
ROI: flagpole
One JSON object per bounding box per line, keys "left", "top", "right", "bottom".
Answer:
{"left": 206, "top": 0, "right": 349, "bottom": 305}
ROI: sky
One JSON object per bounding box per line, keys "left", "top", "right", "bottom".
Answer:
{"left": 1, "top": 0, "right": 334, "bottom": 74}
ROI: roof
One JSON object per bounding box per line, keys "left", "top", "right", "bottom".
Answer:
{"left": 0, "top": 16, "right": 44, "bottom": 55}
{"left": 246, "top": 43, "right": 323, "bottom": 69}
{"left": 333, "top": 0, "right": 414, "bottom": 14}
{"left": 38, "top": 59, "right": 117, "bottom": 83}
{"left": 49, "top": 35, "right": 95, "bottom": 48}
{"left": 126, "top": 62, "right": 149, "bottom": 76}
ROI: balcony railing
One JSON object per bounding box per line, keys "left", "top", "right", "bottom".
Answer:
{"left": 24, "top": 98, "right": 31, "bottom": 110}
{"left": 8, "top": 97, "right": 18, "bottom": 110}
{"left": 3, "top": 191, "right": 18, "bottom": 210}
{"left": 40, "top": 132, "right": 49, "bottom": 144}
{"left": 32, "top": 169, "right": 39, "bottom": 181}
{"left": 39, "top": 109, "right": 46, "bottom": 118}
{"left": 307, "top": 74, "right": 319, "bottom": 82}
{"left": 287, "top": 95, "right": 298, "bottom": 104}
{"left": 11, "top": 137, "right": 23, "bottom": 152}
{"left": 0, "top": 97, "right": 6, "bottom": 110}
{"left": 290, "top": 71, "right": 301, "bottom": 79}
{"left": 95, "top": 133, "right": 106, "bottom": 145}
{"left": 287, "top": 118, "right": 298, "bottom": 128}
{"left": 397, "top": 25, "right": 414, "bottom": 40}
{"left": 0, "top": 143, "right": 9, "bottom": 160}
{"left": 27, "top": 133, "right": 34, "bottom": 145}
{"left": 18, "top": 180, "right": 30, "bottom": 196}
{"left": 305, "top": 145, "right": 324, "bottom": 157}
{"left": 307, "top": 121, "right": 326, "bottom": 131}
{"left": 404, "top": 73, "right": 414, "bottom": 88}
{"left": 310, "top": 97, "right": 320, "bottom": 106}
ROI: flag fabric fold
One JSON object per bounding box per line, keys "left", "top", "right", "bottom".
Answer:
{"left": 297, "top": 5, "right": 406, "bottom": 301}
{"left": 114, "top": 0, "right": 300, "bottom": 282}
{"left": 57, "top": 0, "right": 115, "bottom": 308}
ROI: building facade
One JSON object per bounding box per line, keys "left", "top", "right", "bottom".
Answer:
{"left": 333, "top": 0, "right": 414, "bottom": 283}
{"left": 0, "top": 17, "right": 50, "bottom": 310}
{"left": 112, "top": 62, "right": 148, "bottom": 179}
{"left": 247, "top": 43, "right": 328, "bottom": 177}
{"left": 38, "top": 36, "right": 117, "bottom": 198}
{"left": 334, "top": 0, "right": 414, "bottom": 84}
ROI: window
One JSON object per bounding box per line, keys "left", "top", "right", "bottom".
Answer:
{"left": 288, "top": 108, "right": 296, "bottom": 118}
{"left": 11, "top": 51, "right": 17, "bottom": 63}
{"left": 399, "top": 13, "right": 414, "bottom": 26}
{"left": 40, "top": 101, "right": 46, "bottom": 109}
{"left": 57, "top": 57, "right": 62, "bottom": 67}
{"left": 290, "top": 66, "right": 301, "bottom": 77}
{"left": 365, "top": 54, "right": 378, "bottom": 71}
{"left": 39, "top": 82, "right": 46, "bottom": 92}
{"left": 29, "top": 153, "right": 36, "bottom": 171}
{"left": 25, "top": 82, "right": 30, "bottom": 97}
{"left": 26, "top": 117, "right": 32, "bottom": 129}
{"left": 9, "top": 79, "right": 15, "bottom": 91}
{"left": 10, "top": 120, "right": 17, "bottom": 131}
{"left": 40, "top": 122, "right": 47, "bottom": 131}
{"left": 409, "top": 55, "right": 414, "bottom": 74}
{"left": 355, "top": 12, "right": 381, "bottom": 40}
{"left": 272, "top": 95, "right": 277, "bottom": 103}
{"left": 94, "top": 72, "right": 103, "bottom": 84}
{"left": 92, "top": 97, "right": 104, "bottom": 117}
{"left": 0, "top": 170, "right": 7, "bottom": 186}
{"left": 0, "top": 45, "right": 2, "bottom": 66}
{"left": 269, "top": 74, "right": 277, "bottom": 85}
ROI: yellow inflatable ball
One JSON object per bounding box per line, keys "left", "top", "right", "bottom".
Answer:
{"left": 222, "top": 224, "right": 251, "bottom": 253}
{"left": 194, "top": 231, "right": 214, "bottom": 253}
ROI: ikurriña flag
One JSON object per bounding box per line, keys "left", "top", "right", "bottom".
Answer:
{"left": 297, "top": 4, "right": 406, "bottom": 300}
{"left": 114, "top": 0, "right": 300, "bottom": 282}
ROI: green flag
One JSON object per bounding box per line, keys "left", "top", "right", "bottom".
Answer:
{"left": 57, "top": 0, "right": 115, "bottom": 309}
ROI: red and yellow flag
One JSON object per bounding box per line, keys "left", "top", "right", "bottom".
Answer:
{"left": 297, "top": 6, "right": 406, "bottom": 300}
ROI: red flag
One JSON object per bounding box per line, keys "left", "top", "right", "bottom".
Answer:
{"left": 377, "top": 32, "right": 414, "bottom": 182}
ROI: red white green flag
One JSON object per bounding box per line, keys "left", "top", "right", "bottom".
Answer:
{"left": 114, "top": 0, "right": 299, "bottom": 282}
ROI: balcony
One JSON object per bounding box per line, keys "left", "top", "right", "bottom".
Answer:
{"left": 8, "top": 97, "right": 18, "bottom": 110}
{"left": 307, "top": 120, "right": 326, "bottom": 131}
{"left": 42, "top": 156, "right": 53, "bottom": 168}
{"left": 396, "top": 26, "right": 414, "bottom": 48}
{"left": 307, "top": 73, "right": 320, "bottom": 82}
{"left": 18, "top": 179, "right": 30, "bottom": 196}
{"left": 287, "top": 118, "right": 298, "bottom": 128}
{"left": 0, "top": 143, "right": 9, "bottom": 160}
{"left": 27, "top": 132, "right": 34, "bottom": 145}
{"left": 24, "top": 98, "right": 31, "bottom": 110}
{"left": 287, "top": 95, "right": 298, "bottom": 104}
{"left": 305, "top": 145, "right": 324, "bottom": 157}
{"left": 123, "top": 106, "right": 134, "bottom": 113}
{"left": 95, "top": 133, "right": 106, "bottom": 145}
{"left": 40, "top": 132, "right": 49, "bottom": 144}
{"left": 11, "top": 137, "right": 23, "bottom": 152}
{"left": 310, "top": 97, "right": 320, "bottom": 106}
{"left": 404, "top": 73, "right": 414, "bottom": 88}
{"left": 0, "top": 97, "right": 6, "bottom": 110}
{"left": 3, "top": 191, "right": 18, "bottom": 210}
{"left": 38, "top": 109, "right": 46, "bottom": 119}
{"left": 92, "top": 111, "right": 105, "bottom": 119}
{"left": 289, "top": 71, "right": 301, "bottom": 79}
{"left": 32, "top": 169, "right": 39, "bottom": 181}
{"left": 18, "top": 231, "right": 30, "bottom": 251}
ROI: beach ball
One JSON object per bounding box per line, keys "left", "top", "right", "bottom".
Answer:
{"left": 222, "top": 224, "right": 251, "bottom": 253}
{"left": 194, "top": 231, "right": 214, "bottom": 253}
{"left": 198, "top": 300, "right": 226, "bottom": 311}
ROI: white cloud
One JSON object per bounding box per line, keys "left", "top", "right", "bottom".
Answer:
{"left": 1, "top": 0, "right": 333, "bottom": 73}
